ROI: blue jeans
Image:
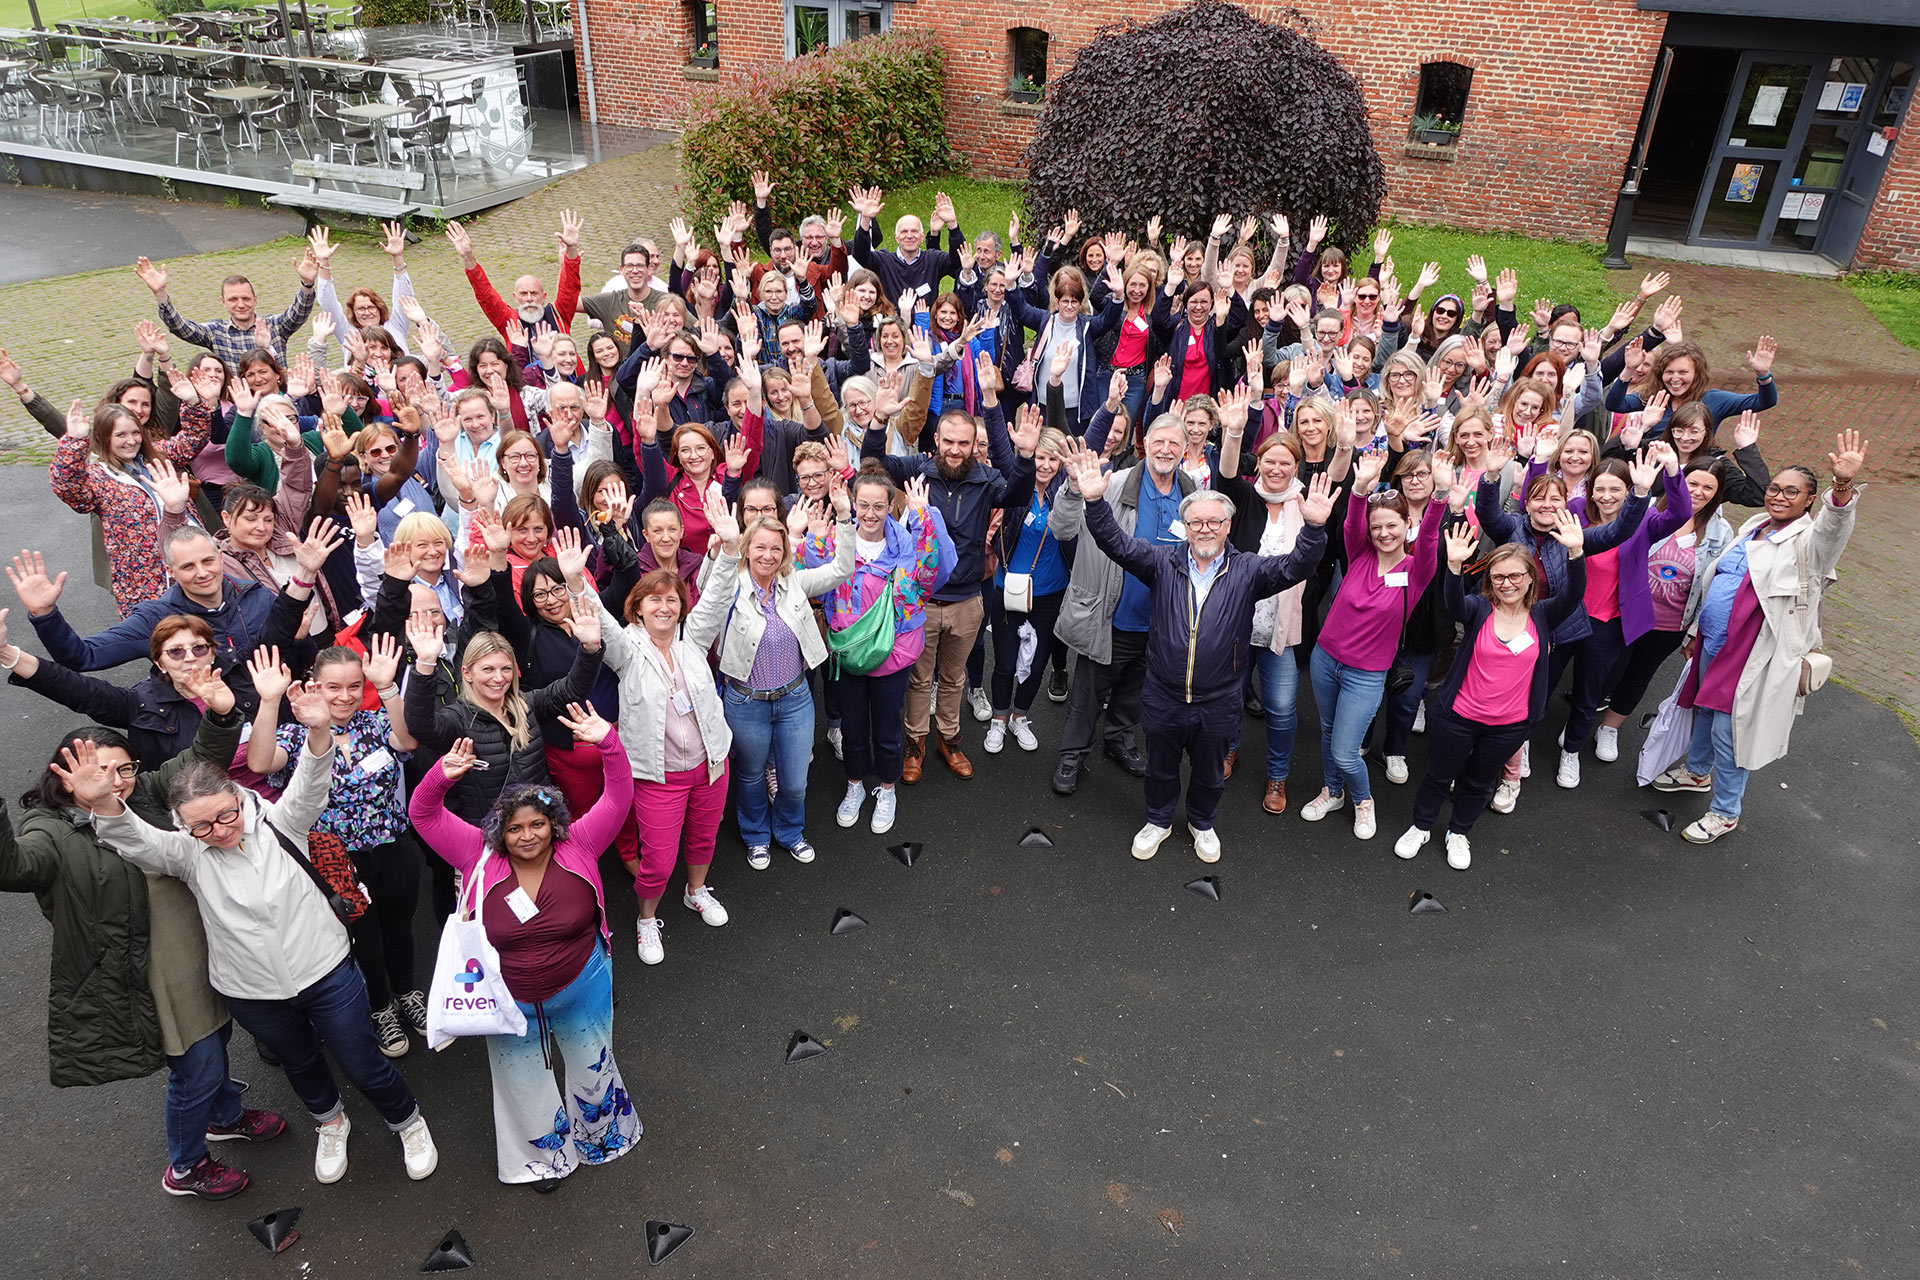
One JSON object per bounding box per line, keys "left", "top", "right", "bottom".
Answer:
{"left": 225, "top": 956, "right": 420, "bottom": 1128}
{"left": 1257, "top": 646, "right": 1300, "bottom": 782}
{"left": 723, "top": 681, "right": 815, "bottom": 847}
{"left": 1379, "top": 649, "right": 1435, "bottom": 757}
{"left": 165, "top": 1022, "right": 244, "bottom": 1173}
{"left": 1118, "top": 367, "right": 1148, "bottom": 443}
{"left": 1685, "top": 651, "right": 1750, "bottom": 818}
{"left": 1310, "top": 645, "right": 1390, "bottom": 803}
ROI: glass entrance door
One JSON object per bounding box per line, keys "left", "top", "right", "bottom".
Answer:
{"left": 1689, "top": 55, "right": 1820, "bottom": 246}
{"left": 1817, "top": 61, "right": 1913, "bottom": 263}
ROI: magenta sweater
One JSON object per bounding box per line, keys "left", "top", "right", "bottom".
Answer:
{"left": 1317, "top": 495, "right": 1445, "bottom": 672}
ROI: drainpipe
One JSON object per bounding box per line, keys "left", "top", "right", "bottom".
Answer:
{"left": 1602, "top": 44, "right": 1674, "bottom": 270}
{"left": 574, "top": 0, "right": 600, "bottom": 128}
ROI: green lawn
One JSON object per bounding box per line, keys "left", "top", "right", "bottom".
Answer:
{"left": 1841, "top": 270, "right": 1920, "bottom": 349}
{"left": 0, "top": 0, "right": 154, "bottom": 27}
{"left": 866, "top": 176, "right": 1634, "bottom": 324}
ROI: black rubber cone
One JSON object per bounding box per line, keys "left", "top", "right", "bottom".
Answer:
{"left": 245, "top": 1207, "right": 300, "bottom": 1254}
{"left": 830, "top": 907, "right": 869, "bottom": 935}
{"left": 1185, "top": 876, "right": 1221, "bottom": 900}
{"left": 786, "top": 1029, "right": 827, "bottom": 1063}
{"left": 646, "top": 1219, "right": 695, "bottom": 1264}
{"left": 888, "top": 841, "right": 922, "bottom": 866}
{"left": 420, "top": 1227, "right": 474, "bottom": 1272}
{"left": 1018, "top": 827, "right": 1054, "bottom": 848}
{"left": 1641, "top": 808, "right": 1675, "bottom": 832}
{"left": 1409, "top": 890, "right": 1447, "bottom": 914}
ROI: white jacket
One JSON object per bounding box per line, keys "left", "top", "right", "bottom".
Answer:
{"left": 94, "top": 740, "right": 349, "bottom": 1001}
{"left": 704, "top": 520, "right": 857, "bottom": 681}
{"left": 594, "top": 588, "right": 733, "bottom": 785}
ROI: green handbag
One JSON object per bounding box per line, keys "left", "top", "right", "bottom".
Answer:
{"left": 827, "top": 577, "right": 898, "bottom": 677}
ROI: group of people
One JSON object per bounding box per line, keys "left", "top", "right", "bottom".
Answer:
{"left": 0, "top": 176, "right": 1867, "bottom": 1203}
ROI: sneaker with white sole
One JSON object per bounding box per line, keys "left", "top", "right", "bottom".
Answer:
{"left": 1394, "top": 825, "right": 1430, "bottom": 859}
{"left": 1008, "top": 715, "right": 1039, "bottom": 751}
{"left": 1594, "top": 725, "right": 1619, "bottom": 762}
{"left": 983, "top": 719, "right": 1007, "bottom": 754}
{"left": 1131, "top": 822, "right": 1173, "bottom": 860}
{"left": 635, "top": 917, "right": 664, "bottom": 964}
{"left": 835, "top": 781, "right": 866, "bottom": 828}
{"left": 786, "top": 838, "right": 816, "bottom": 864}
{"left": 1445, "top": 832, "right": 1472, "bottom": 870}
{"left": 1652, "top": 767, "right": 1713, "bottom": 793}
{"left": 870, "top": 786, "right": 897, "bottom": 834}
{"left": 746, "top": 844, "right": 771, "bottom": 871}
{"left": 826, "top": 725, "right": 844, "bottom": 761}
{"left": 1491, "top": 779, "right": 1521, "bottom": 813}
{"left": 1682, "top": 812, "right": 1739, "bottom": 844}
{"left": 372, "top": 1003, "right": 409, "bottom": 1058}
{"left": 396, "top": 990, "right": 429, "bottom": 1038}
{"left": 1352, "top": 798, "right": 1377, "bottom": 840}
{"left": 1519, "top": 742, "right": 1532, "bottom": 778}
{"left": 398, "top": 1113, "right": 437, "bottom": 1181}
{"left": 314, "top": 1113, "right": 350, "bottom": 1184}
{"left": 1412, "top": 701, "right": 1426, "bottom": 734}
{"left": 1300, "top": 788, "right": 1346, "bottom": 821}
{"left": 1555, "top": 750, "right": 1581, "bottom": 789}
{"left": 1048, "top": 667, "right": 1070, "bottom": 704}
{"left": 1189, "top": 824, "right": 1221, "bottom": 863}
{"left": 968, "top": 687, "right": 993, "bottom": 722}
{"left": 684, "top": 885, "right": 729, "bottom": 926}
{"left": 1385, "top": 755, "right": 1409, "bottom": 784}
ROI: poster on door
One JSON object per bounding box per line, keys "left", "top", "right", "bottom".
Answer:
{"left": 1725, "top": 163, "right": 1763, "bottom": 204}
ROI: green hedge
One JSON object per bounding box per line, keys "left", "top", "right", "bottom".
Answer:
{"left": 360, "top": 0, "right": 523, "bottom": 25}
{"left": 679, "top": 31, "right": 956, "bottom": 235}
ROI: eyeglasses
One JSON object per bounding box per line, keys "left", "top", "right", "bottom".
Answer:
{"left": 1366, "top": 489, "right": 1403, "bottom": 504}
{"left": 162, "top": 642, "right": 213, "bottom": 662}
{"left": 530, "top": 584, "right": 569, "bottom": 604}
{"left": 408, "top": 608, "right": 445, "bottom": 623}
{"left": 552, "top": 403, "right": 584, "bottom": 415}
{"left": 1400, "top": 469, "right": 1433, "bottom": 480}
{"left": 185, "top": 805, "right": 242, "bottom": 839}
{"left": 1434, "top": 306, "right": 1462, "bottom": 318}
{"left": 501, "top": 450, "right": 541, "bottom": 463}
{"left": 853, "top": 502, "right": 891, "bottom": 516}
{"left": 796, "top": 470, "right": 829, "bottom": 484}
{"left": 365, "top": 443, "right": 398, "bottom": 458}
{"left": 1489, "top": 572, "right": 1530, "bottom": 585}
{"left": 667, "top": 352, "right": 698, "bottom": 364}
{"left": 110, "top": 762, "right": 140, "bottom": 780}
{"left": 1764, "top": 484, "right": 1810, "bottom": 499}
{"left": 1355, "top": 291, "right": 1380, "bottom": 301}
{"left": 1185, "top": 517, "right": 1228, "bottom": 531}
{"left": 1387, "top": 370, "right": 1417, "bottom": 380}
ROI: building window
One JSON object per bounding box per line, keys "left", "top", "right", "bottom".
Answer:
{"left": 1409, "top": 60, "right": 1472, "bottom": 145}
{"left": 785, "top": 0, "right": 888, "bottom": 59}
{"left": 1009, "top": 27, "right": 1048, "bottom": 101}
{"left": 686, "top": 1, "right": 718, "bottom": 66}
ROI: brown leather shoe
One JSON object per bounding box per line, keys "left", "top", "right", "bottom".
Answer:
{"left": 1223, "top": 748, "right": 1238, "bottom": 780}
{"left": 1262, "top": 779, "right": 1287, "bottom": 815}
{"left": 936, "top": 735, "right": 974, "bottom": 779}
{"left": 901, "top": 736, "right": 925, "bottom": 785}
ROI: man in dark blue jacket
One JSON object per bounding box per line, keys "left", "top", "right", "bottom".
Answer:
{"left": 848, "top": 186, "right": 963, "bottom": 319}
{"left": 862, "top": 372, "right": 1040, "bottom": 782}
{"left": 1069, "top": 452, "right": 1333, "bottom": 864}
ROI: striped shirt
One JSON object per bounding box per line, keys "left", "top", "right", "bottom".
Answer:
{"left": 745, "top": 583, "right": 806, "bottom": 690}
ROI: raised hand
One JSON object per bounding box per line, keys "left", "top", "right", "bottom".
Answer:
{"left": 1551, "top": 509, "right": 1585, "bottom": 552}
{"left": 48, "top": 738, "right": 118, "bottom": 812}
{"left": 553, "top": 524, "right": 591, "bottom": 581}
{"left": 294, "top": 516, "right": 345, "bottom": 576}
{"left": 1306, "top": 213, "right": 1330, "bottom": 248}
{"left": 173, "top": 661, "right": 235, "bottom": 715}
{"left": 1627, "top": 447, "right": 1660, "bottom": 495}
{"left": 133, "top": 256, "right": 169, "bottom": 295}
{"left": 1639, "top": 270, "right": 1671, "bottom": 300}
{"left": 1745, "top": 334, "right": 1777, "bottom": 377}
{"left": 406, "top": 612, "right": 446, "bottom": 670}
{"left": 381, "top": 535, "right": 418, "bottom": 583}
{"left": 6, "top": 549, "right": 66, "bottom": 616}
{"left": 363, "top": 631, "right": 403, "bottom": 690}
{"left": 723, "top": 431, "right": 750, "bottom": 479}
{"left": 147, "top": 458, "right": 190, "bottom": 514}
{"left": 1009, "top": 402, "right": 1044, "bottom": 456}
{"left": 1652, "top": 294, "right": 1683, "bottom": 336}
{"left": 1730, "top": 408, "right": 1761, "bottom": 451}
{"left": 287, "top": 680, "right": 333, "bottom": 732}
{"left": 1371, "top": 226, "right": 1391, "bottom": 261}
{"left": 1299, "top": 471, "right": 1335, "bottom": 526}
{"left": 1828, "top": 429, "right": 1869, "bottom": 486}
{"left": 1444, "top": 522, "right": 1478, "bottom": 571}
{"left": 556, "top": 209, "right": 583, "bottom": 255}
{"left": 556, "top": 700, "right": 613, "bottom": 745}
{"left": 903, "top": 473, "right": 930, "bottom": 514}
{"left": 439, "top": 737, "right": 478, "bottom": 781}
{"left": 1465, "top": 253, "right": 1488, "bottom": 285}
{"left": 1353, "top": 447, "right": 1387, "bottom": 492}
{"left": 568, "top": 590, "right": 602, "bottom": 649}
{"left": 704, "top": 485, "right": 741, "bottom": 552}
{"left": 307, "top": 225, "right": 336, "bottom": 267}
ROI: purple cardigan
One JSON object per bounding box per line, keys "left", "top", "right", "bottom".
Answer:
{"left": 1568, "top": 467, "right": 1693, "bottom": 644}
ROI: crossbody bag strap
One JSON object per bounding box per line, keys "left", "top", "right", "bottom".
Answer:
{"left": 264, "top": 817, "right": 344, "bottom": 905}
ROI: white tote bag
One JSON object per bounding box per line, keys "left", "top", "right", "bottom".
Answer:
{"left": 424, "top": 851, "right": 527, "bottom": 1051}
{"left": 1635, "top": 658, "right": 1696, "bottom": 788}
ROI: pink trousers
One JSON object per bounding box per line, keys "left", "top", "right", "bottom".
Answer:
{"left": 631, "top": 763, "right": 730, "bottom": 899}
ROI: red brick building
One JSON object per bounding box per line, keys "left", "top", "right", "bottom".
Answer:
{"left": 571, "top": 0, "right": 1920, "bottom": 270}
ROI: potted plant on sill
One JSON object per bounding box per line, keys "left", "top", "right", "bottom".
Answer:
{"left": 1009, "top": 75, "right": 1043, "bottom": 105}
{"left": 1410, "top": 114, "right": 1460, "bottom": 146}
{"left": 687, "top": 41, "right": 717, "bottom": 69}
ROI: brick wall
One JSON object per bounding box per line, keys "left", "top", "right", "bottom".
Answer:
{"left": 572, "top": 0, "right": 1920, "bottom": 266}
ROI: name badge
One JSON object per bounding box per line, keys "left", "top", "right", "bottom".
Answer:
{"left": 1167, "top": 519, "right": 1186, "bottom": 540}
{"left": 358, "top": 747, "right": 395, "bottom": 776}
{"left": 915, "top": 283, "right": 932, "bottom": 297}
{"left": 670, "top": 686, "right": 694, "bottom": 715}
{"left": 393, "top": 498, "right": 417, "bottom": 517}
{"left": 1505, "top": 631, "right": 1535, "bottom": 655}
{"left": 1384, "top": 571, "right": 1409, "bottom": 588}
{"left": 1025, "top": 510, "right": 1042, "bottom": 528}
{"left": 1675, "top": 532, "right": 1697, "bottom": 549}
{"left": 504, "top": 886, "right": 540, "bottom": 923}
{"left": 1131, "top": 315, "right": 1149, "bottom": 333}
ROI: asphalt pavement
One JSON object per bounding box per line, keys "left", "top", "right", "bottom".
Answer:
{"left": 0, "top": 464, "right": 1913, "bottom": 1278}
{"left": 0, "top": 187, "right": 305, "bottom": 287}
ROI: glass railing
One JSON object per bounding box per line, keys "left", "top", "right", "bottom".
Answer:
{"left": 0, "top": 18, "right": 595, "bottom": 216}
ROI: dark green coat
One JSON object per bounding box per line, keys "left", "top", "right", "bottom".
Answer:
{"left": 0, "top": 707, "right": 243, "bottom": 1087}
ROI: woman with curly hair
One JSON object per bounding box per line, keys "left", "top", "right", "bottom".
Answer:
{"left": 409, "top": 704, "right": 639, "bottom": 1190}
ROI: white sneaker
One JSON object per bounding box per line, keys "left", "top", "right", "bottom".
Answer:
{"left": 786, "top": 838, "right": 816, "bottom": 864}
{"left": 1682, "top": 812, "right": 1740, "bottom": 844}
{"left": 314, "top": 1113, "right": 350, "bottom": 1184}
{"left": 1352, "top": 798, "right": 1377, "bottom": 840}
{"left": 870, "top": 786, "right": 897, "bottom": 834}
{"left": 1555, "top": 750, "right": 1581, "bottom": 789}
{"left": 983, "top": 719, "right": 1007, "bottom": 754}
{"left": 746, "top": 844, "right": 771, "bottom": 871}
{"left": 826, "top": 725, "right": 843, "bottom": 761}
{"left": 1189, "top": 823, "right": 1221, "bottom": 863}
{"left": 1385, "top": 755, "right": 1409, "bottom": 784}
{"left": 1519, "top": 742, "right": 1532, "bottom": 778}
{"left": 1445, "top": 832, "right": 1472, "bottom": 870}
{"left": 968, "top": 687, "right": 993, "bottom": 722}
{"left": 1130, "top": 822, "right": 1172, "bottom": 861}
{"left": 1412, "top": 701, "right": 1426, "bottom": 734}
{"left": 635, "top": 916, "right": 665, "bottom": 965}
{"left": 1008, "top": 715, "right": 1039, "bottom": 751}
{"left": 1594, "top": 725, "right": 1619, "bottom": 762}
{"left": 398, "top": 1113, "right": 437, "bottom": 1181}
{"left": 1299, "top": 788, "right": 1346, "bottom": 821}
{"left": 1394, "top": 825, "right": 1430, "bottom": 859}
{"left": 1490, "top": 779, "right": 1521, "bottom": 813}
{"left": 683, "top": 885, "right": 729, "bottom": 926}
{"left": 835, "top": 781, "right": 866, "bottom": 828}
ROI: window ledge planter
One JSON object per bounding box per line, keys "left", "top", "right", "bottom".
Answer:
{"left": 1404, "top": 139, "right": 1458, "bottom": 162}
{"left": 1411, "top": 128, "right": 1458, "bottom": 146}
{"left": 681, "top": 64, "right": 720, "bottom": 82}
{"left": 1002, "top": 98, "right": 1044, "bottom": 118}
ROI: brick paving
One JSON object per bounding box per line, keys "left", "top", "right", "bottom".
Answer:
{"left": 0, "top": 161, "right": 1913, "bottom": 724}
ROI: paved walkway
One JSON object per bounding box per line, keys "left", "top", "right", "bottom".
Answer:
{"left": 0, "top": 155, "right": 1911, "bottom": 724}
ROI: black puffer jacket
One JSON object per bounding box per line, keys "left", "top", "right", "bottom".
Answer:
{"left": 403, "top": 643, "right": 604, "bottom": 824}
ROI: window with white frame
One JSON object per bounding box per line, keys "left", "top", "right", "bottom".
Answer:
{"left": 785, "top": 0, "right": 888, "bottom": 59}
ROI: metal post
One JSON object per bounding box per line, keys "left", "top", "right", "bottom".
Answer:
{"left": 276, "top": 0, "right": 306, "bottom": 113}
{"left": 1603, "top": 45, "right": 1675, "bottom": 270}
{"left": 574, "top": 0, "right": 598, "bottom": 128}
{"left": 26, "top": 0, "right": 52, "bottom": 63}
